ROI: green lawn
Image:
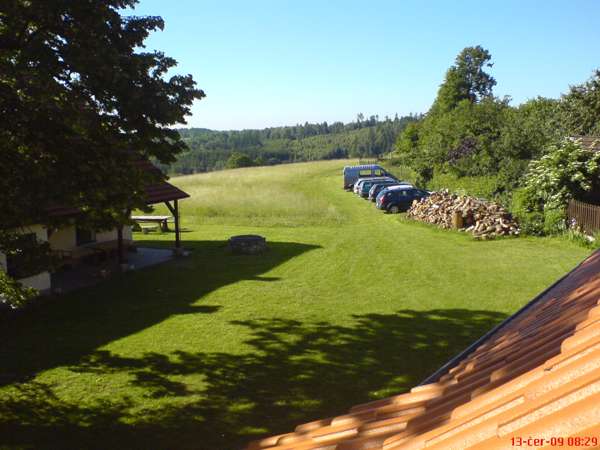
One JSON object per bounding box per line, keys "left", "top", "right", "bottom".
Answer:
{"left": 0, "top": 160, "right": 590, "bottom": 450}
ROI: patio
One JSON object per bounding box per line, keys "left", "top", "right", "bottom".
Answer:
{"left": 51, "top": 247, "right": 174, "bottom": 294}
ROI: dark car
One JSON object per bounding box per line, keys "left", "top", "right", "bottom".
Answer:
{"left": 358, "top": 177, "right": 397, "bottom": 198}
{"left": 368, "top": 181, "right": 412, "bottom": 202}
{"left": 375, "top": 186, "right": 430, "bottom": 213}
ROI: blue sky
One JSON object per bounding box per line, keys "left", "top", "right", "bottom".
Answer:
{"left": 128, "top": 0, "right": 600, "bottom": 130}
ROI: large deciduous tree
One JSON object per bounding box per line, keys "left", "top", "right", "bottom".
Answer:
{"left": 431, "top": 45, "right": 497, "bottom": 114}
{"left": 561, "top": 70, "right": 600, "bottom": 136}
{"left": 0, "top": 0, "right": 204, "bottom": 303}
{"left": 0, "top": 0, "right": 204, "bottom": 232}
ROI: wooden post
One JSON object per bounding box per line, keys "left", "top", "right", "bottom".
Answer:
{"left": 174, "top": 199, "right": 180, "bottom": 249}
{"left": 452, "top": 211, "right": 464, "bottom": 229}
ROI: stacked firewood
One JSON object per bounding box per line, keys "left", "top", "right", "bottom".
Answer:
{"left": 407, "top": 190, "right": 520, "bottom": 239}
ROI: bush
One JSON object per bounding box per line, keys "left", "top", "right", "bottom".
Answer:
{"left": 0, "top": 270, "right": 38, "bottom": 310}
{"left": 0, "top": 234, "right": 53, "bottom": 279}
{"left": 524, "top": 138, "right": 600, "bottom": 210}
{"left": 225, "top": 152, "right": 255, "bottom": 169}
{"left": 543, "top": 208, "right": 567, "bottom": 235}
{"left": 496, "top": 158, "right": 529, "bottom": 193}
{"left": 510, "top": 188, "right": 544, "bottom": 235}
{"left": 426, "top": 171, "right": 499, "bottom": 198}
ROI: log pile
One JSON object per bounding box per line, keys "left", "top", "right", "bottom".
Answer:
{"left": 407, "top": 190, "right": 520, "bottom": 239}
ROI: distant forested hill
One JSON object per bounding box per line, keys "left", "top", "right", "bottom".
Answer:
{"left": 159, "top": 114, "right": 419, "bottom": 174}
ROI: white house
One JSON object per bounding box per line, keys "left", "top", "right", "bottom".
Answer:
{"left": 0, "top": 223, "right": 134, "bottom": 294}
{"left": 0, "top": 224, "right": 53, "bottom": 293}
{"left": 0, "top": 170, "right": 188, "bottom": 294}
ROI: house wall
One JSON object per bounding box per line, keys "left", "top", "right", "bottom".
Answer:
{"left": 48, "top": 225, "right": 133, "bottom": 250}
{"left": 96, "top": 226, "right": 133, "bottom": 243}
{"left": 0, "top": 224, "right": 132, "bottom": 295}
{"left": 49, "top": 225, "right": 76, "bottom": 250}
{"left": 0, "top": 224, "right": 51, "bottom": 293}
{"left": 19, "top": 272, "right": 52, "bottom": 293}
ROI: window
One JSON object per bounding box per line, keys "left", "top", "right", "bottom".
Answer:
{"left": 6, "top": 233, "right": 38, "bottom": 278}
{"left": 76, "top": 228, "right": 96, "bottom": 246}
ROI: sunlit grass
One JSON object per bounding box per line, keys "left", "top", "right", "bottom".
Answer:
{"left": 155, "top": 160, "right": 350, "bottom": 227}
{"left": 0, "top": 160, "right": 590, "bottom": 450}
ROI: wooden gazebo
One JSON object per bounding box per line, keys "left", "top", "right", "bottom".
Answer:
{"left": 115, "top": 159, "right": 190, "bottom": 264}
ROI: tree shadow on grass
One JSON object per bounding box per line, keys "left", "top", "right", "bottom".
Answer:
{"left": 0, "top": 240, "right": 320, "bottom": 385}
{"left": 0, "top": 309, "right": 507, "bottom": 450}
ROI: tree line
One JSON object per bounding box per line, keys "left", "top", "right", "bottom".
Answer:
{"left": 394, "top": 46, "right": 600, "bottom": 192}
{"left": 160, "top": 114, "right": 420, "bottom": 174}
{"left": 393, "top": 45, "right": 600, "bottom": 234}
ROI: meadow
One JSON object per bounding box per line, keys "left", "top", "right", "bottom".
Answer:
{"left": 0, "top": 160, "right": 590, "bottom": 450}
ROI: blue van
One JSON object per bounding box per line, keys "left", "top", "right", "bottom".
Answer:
{"left": 342, "top": 165, "right": 392, "bottom": 190}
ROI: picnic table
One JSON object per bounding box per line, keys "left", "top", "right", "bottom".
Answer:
{"left": 131, "top": 215, "right": 172, "bottom": 232}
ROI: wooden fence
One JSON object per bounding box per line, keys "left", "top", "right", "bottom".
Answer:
{"left": 567, "top": 199, "right": 600, "bottom": 234}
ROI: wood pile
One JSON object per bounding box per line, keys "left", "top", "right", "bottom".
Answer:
{"left": 407, "top": 190, "right": 520, "bottom": 239}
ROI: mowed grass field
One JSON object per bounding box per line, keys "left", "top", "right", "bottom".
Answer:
{"left": 0, "top": 160, "right": 590, "bottom": 450}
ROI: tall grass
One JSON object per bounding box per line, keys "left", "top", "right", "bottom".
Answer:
{"left": 0, "top": 159, "right": 591, "bottom": 450}
{"left": 158, "top": 160, "right": 349, "bottom": 227}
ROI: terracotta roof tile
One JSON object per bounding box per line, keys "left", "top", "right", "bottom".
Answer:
{"left": 144, "top": 181, "right": 189, "bottom": 204}
{"left": 248, "top": 251, "right": 600, "bottom": 449}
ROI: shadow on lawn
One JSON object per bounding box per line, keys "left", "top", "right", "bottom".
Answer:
{"left": 0, "top": 240, "right": 320, "bottom": 385}
{"left": 0, "top": 309, "right": 507, "bottom": 450}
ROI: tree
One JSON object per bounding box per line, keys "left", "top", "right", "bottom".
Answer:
{"left": 432, "top": 46, "right": 496, "bottom": 114}
{"left": 394, "top": 46, "right": 503, "bottom": 184}
{"left": 1, "top": 0, "right": 204, "bottom": 228}
{"left": 225, "top": 152, "right": 255, "bottom": 169}
{"left": 0, "top": 0, "right": 204, "bottom": 302}
{"left": 561, "top": 69, "right": 600, "bottom": 136}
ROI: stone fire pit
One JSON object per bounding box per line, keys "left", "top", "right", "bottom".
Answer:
{"left": 228, "top": 235, "right": 267, "bottom": 255}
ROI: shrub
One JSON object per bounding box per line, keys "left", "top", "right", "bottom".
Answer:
{"left": 0, "top": 234, "right": 53, "bottom": 279}
{"left": 510, "top": 188, "right": 544, "bottom": 235}
{"left": 515, "top": 138, "right": 600, "bottom": 235}
{"left": 426, "top": 171, "right": 499, "bottom": 199}
{"left": 524, "top": 138, "right": 600, "bottom": 210}
{"left": 0, "top": 270, "right": 38, "bottom": 310}
{"left": 543, "top": 208, "right": 567, "bottom": 235}
{"left": 225, "top": 152, "right": 255, "bottom": 169}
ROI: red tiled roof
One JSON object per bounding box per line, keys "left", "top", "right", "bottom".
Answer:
{"left": 249, "top": 251, "right": 600, "bottom": 449}
{"left": 46, "top": 158, "right": 188, "bottom": 216}
{"left": 45, "top": 204, "right": 80, "bottom": 218}
{"left": 144, "top": 181, "right": 189, "bottom": 205}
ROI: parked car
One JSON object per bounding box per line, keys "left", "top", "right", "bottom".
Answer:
{"left": 353, "top": 176, "right": 394, "bottom": 194}
{"left": 376, "top": 186, "right": 430, "bottom": 213}
{"left": 358, "top": 177, "right": 398, "bottom": 198}
{"left": 343, "top": 164, "right": 393, "bottom": 190}
{"left": 368, "top": 181, "right": 413, "bottom": 202}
